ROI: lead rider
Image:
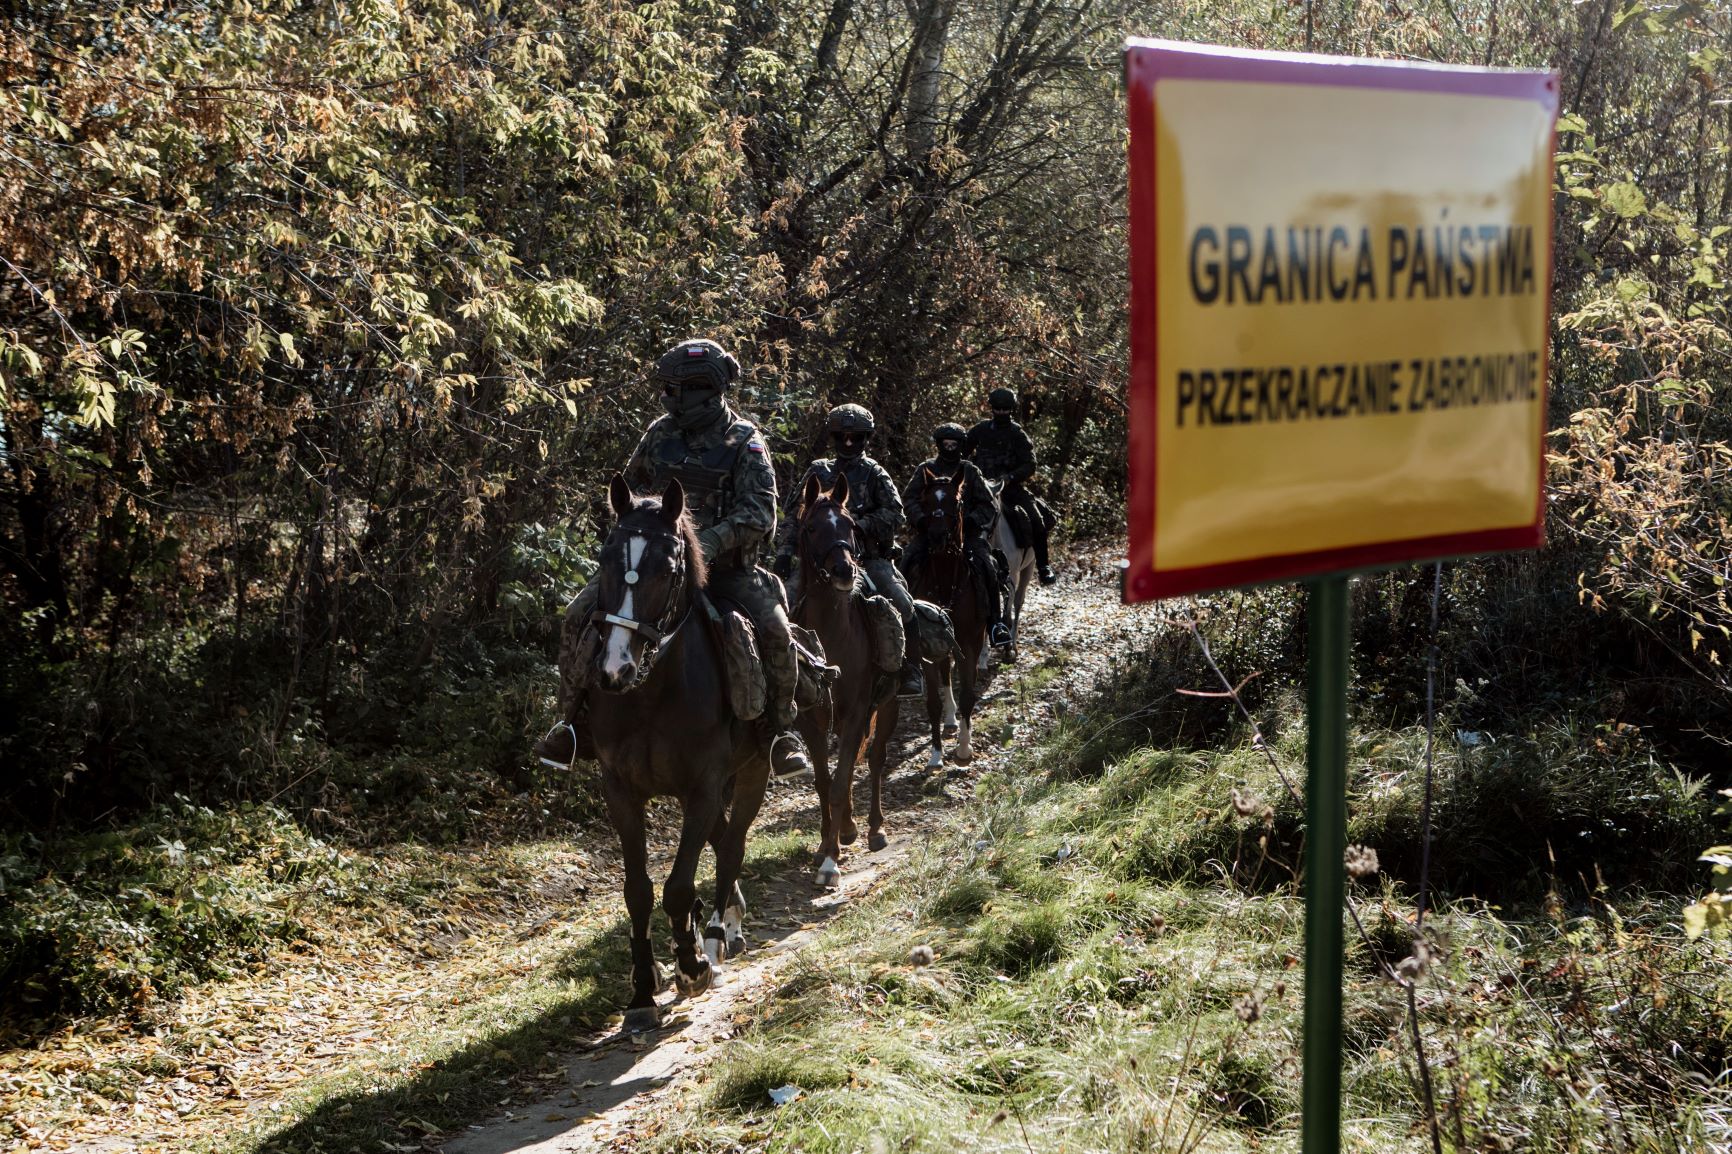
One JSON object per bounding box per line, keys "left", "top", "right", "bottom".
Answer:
{"left": 534, "top": 339, "right": 814, "bottom": 780}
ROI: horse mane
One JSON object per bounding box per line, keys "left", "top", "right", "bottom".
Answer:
{"left": 618, "top": 497, "right": 708, "bottom": 589}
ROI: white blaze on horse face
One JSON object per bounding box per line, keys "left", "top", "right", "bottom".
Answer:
{"left": 602, "top": 535, "right": 646, "bottom": 680}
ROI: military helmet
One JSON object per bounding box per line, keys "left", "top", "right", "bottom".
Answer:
{"left": 933, "top": 422, "right": 968, "bottom": 445}
{"left": 988, "top": 387, "right": 1018, "bottom": 411}
{"left": 826, "top": 403, "right": 876, "bottom": 436}
{"left": 654, "top": 338, "right": 740, "bottom": 391}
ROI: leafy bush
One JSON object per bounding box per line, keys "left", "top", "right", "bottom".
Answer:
{"left": 0, "top": 804, "right": 337, "bottom": 1027}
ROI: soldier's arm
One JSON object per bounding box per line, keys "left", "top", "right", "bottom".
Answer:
{"left": 1008, "top": 426, "right": 1037, "bottom": 483}
{"left": 703, "top": 433, "right": 778, "bottom": 562}
{"left": 861, "top": 464, "right": 905, "bottom": 544}
{"left": 774, "top": 464, "right": 816, "bottom": 560}
{"left": 964, "top": 464, "right": 997, "bottom": 533}
{"left": 902, "top": 469, "right": 928, "bottom": 528}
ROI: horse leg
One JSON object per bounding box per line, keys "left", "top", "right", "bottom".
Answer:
{"left": 832, "top": 707, "right": 867, "bottom": 850}
{"left": 705, "top": 764, "right": 764, "bottom": 963}
{"left": 950, "top": 637, "right": 981, "bottom": 766}
{"left": 804, "top": 698, "right": 842, "bottom": 888}
{"left": 923, "top": 657, "right": 949, "bottom": 770}
{"left": 867, "top": 697, "right": 898, "bottom": 852}
{"left": 602, "top": 776, "right": 661, "bottom": 1032}
{"left": 663, "top": 786, "right": 723, "bottom": 999}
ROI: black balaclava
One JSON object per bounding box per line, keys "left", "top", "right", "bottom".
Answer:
{"left": 991, "top": 407, "right": 1014, "bottom": 428}
{"left": 833, "top": 431, "right": 867, "bottom": 461}
{"left": 664, "top": 384, "right": 725, "bottom": 433}
{"left": 936, "top": 438, "right": 964, "bottom": 467}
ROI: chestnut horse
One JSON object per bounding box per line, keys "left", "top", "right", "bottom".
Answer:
{"left": 790, "top": 473, "right": 900, "bottom": 889}
{"left": 586, "top": 474, "right": 769, "bottom": 1031}
{"left": 907, "top": 468, "right": 985, "bottom": 768}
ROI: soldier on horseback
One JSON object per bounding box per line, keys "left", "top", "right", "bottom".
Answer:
{"left": 902, "top": 422, "right": 1014, "bottom": 648}
{"left": 968, "top": 387, "right": 1058, "bottom": 586}
{"left": 773, "top": 403, "right": 925, "bottom": 696}
{"left": 534, "top": 338, "right": 814, "bottom": 780}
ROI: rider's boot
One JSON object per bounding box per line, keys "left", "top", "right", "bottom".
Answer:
{"left": 768, "top": 704, "right": 815, "bottom": 780}
{"left": 990, "top": 578, "right": 1014, "bottom": 648}
{"left": 1031, "top": 511, "right": 1058, "bottom": 585}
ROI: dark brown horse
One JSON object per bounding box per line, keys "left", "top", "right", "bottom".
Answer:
{"left": 587, "top": 474, "right": 770, "bottom": 1031}
{"left": 790, "top": 473, "right": 900, "bottom": 889}
{"left": 908, "top": 468, "right": 985, "bottom": 768}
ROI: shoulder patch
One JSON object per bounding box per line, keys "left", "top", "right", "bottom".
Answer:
{"left": 747, "top": 441, "right": 766, "bottom": 453}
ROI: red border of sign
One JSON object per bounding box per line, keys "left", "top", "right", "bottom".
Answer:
{"left": 1123, "top": 40, "right": 1559, "bottom": 604}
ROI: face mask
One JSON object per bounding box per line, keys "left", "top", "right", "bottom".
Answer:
{"left": 833, "top": 433, "right": 866, "bottom": 459}
{"left": 936, "top": 441, "right": 962, "bottom": 465}
{"left": 663, "top": 386, "right": 724, "bottom": 431}
{"left": 992, "top": 409, "right": 1013, "bottom": 426}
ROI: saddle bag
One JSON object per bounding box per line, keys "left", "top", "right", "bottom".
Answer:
{"left": 719, "top": 609, "right": 768, "bottom": 721}
{"left": 790, "top": 623, "right": 837, "bottom": 709}
{"left": 1035, "top": 496, "right": 1058, "bottom": 534}
{"left": 863, "top": 594, "right": 905, "bottom": 674}
{"left": 911, "top": 599, "right": 958, "bottom": 663}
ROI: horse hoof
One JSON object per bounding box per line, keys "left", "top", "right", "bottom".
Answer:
{"left": 868, "top": 830, "right": 888, "bottom": 852}
{"left": 947, "top": 749, "right": 974, "bottom": 767}
{"left": 623, "top": 1005, "right": 661, "bottom": 1033}
{"left": 942, "top": 722, "right": 959, "bottom": 737}
{"left": 839, "top": 821, "right": 859, "bottom": 847}
{"left": 925, "top": 748, "right": 944, "bottom": 770}
{"left": 816, "top": 856, "right": 841, "bottom": 889}
{"left": 726, "top": 931, "right": 748, "bottom": 960}
{"left": 675, "top": 958, "right": 714, "bottom": 998}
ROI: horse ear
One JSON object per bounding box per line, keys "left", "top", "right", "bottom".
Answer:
{"left": 831, "top": 471, "right": 850, "bottom": 507}
{"left": 802, "top": 473, "right": 822, "bottom": 510}
{"left": 659, "top": 477, "right": 685, "bottom": 527}
{"left": 609, "top": 474, "right": 633, "bottom": 519}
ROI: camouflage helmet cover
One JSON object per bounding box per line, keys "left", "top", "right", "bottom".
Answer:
{"left": 932, "top": 422, "right": 968, "bottom": 444}
{"left": 654, "top": 338, "right": 740, "bottom": 391}
{"left": 988, "top": 387, "right": 1018, "bottom": 410}
{"left": 826, "top": 403, "right": 876, "bottom": 435}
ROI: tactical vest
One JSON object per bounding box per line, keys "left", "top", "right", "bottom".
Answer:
{"left": 651, "top": 420, "right": 757, "bottom": 530}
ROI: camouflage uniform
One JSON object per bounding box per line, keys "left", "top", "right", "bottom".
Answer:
{"left": 776, "top": 454, "right": 914, "bottom": 624}
{"left": 540, "top": 339, "right": 810, "bottom": 775}
{"left": 902, "top": 430, "right": 1012, "bottom": 640}
{"left": 968, "top": 386, "right": 1055, "bottom": 583}
{"left": 561, "top": 408, "right": 799, "bottom": 727}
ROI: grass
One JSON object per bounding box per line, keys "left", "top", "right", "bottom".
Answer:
{"left": 639, "top": 654, "right": 1732, "bottom": 1154}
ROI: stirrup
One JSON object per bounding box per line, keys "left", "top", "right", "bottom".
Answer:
{"left": 534, "top": 721, "right": 579, "bottom": 770}
{"left": 769, "top": 731, "right": 814, "bottom": 780}
{"left": 989, "top": 623, "right": 1012, "bottom": 647}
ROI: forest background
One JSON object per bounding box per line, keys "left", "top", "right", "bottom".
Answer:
{"left": 3, "top": 0, "right": 1732, "bottom": 1049}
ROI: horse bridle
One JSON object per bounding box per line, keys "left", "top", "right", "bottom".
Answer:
{"left": 801, "top": 499, "right": 862, "bottom": 575}
{"left": 589, "top": 526, "right": 692, "bottom": 684}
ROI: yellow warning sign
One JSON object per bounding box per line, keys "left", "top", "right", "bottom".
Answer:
{"left": 1124, "top": 42, "right": 1557, "bottom": 601}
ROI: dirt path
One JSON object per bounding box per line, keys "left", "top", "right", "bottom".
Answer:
{"left": 3, "top": 546, "right": 1148, "bottom": 1154}
{"left": 438, "top": 547, "right": 1151, "bottom": 1154}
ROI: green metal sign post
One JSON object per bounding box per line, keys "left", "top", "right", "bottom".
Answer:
{"left": 1302, "top": 574, "right": 1350, "bottom": 1154}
